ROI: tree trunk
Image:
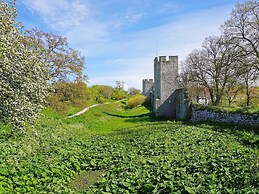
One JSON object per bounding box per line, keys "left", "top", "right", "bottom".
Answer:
{"left": 208, "top": 87, "right": 214, "bottom": 105}
{"left": 245, "top": 77, "right": 250, "bottom": 106}
{"left": 246, "top": 88, "right": 250, "bottom": 106}
{"left": 228, "top": 98, "right": 232, "bottom": 106}
{"left": 213, "top": 93, "right": 222, "bottom": 106}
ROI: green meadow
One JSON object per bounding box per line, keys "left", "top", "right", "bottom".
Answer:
{"left": 0, "top": 101, "right": 258, "bottom": 193}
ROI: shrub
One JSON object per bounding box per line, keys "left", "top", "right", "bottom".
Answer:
{"left": 111, "top": 89, "right": 127, "bottom": 100}
{"left": 47, "top": 82, "right": 92, "bottom": 112}
{"left": 96, "top": 97, "right": 106, "bottom": 104}
{"left": 91, "top": 85, "right": 114, "bottom": 99}
{"left": 0, "top": 2, "right": 50, "bottom": 129}
{"left": 127, "top": 95, "right": 146, "bottom": 109}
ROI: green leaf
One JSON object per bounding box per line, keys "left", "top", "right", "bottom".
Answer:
{"left": 184, "top": 186, "right": 195, "bottom": 194}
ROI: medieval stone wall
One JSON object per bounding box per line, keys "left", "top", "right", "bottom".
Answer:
{"left": 142, "top": 55, "right": 189, "bottom": 119}
{"left": 160, "top": 56, "right": 178, "bottom": 101}
{"left": 154, "top": 57, "right": 161, "bottom": 100}
{"left": 191, "top": 109, "right": 259, "bottom": 126}
{"left": 142, "top": 55, "right": 257, "bottom": 125}
{"left": 153, "top": 56, "right": 179, "bottom": 117}
{"left": 142, "top": 79, "right": 153, "bottom": 97}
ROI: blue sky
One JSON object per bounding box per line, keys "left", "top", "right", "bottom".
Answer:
{"left": 16, "top": 0, "right": 245, "bottom": 90}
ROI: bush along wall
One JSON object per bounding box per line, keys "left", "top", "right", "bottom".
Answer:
{"left": 191, "top": 109, "right": 259, "bottom": 126}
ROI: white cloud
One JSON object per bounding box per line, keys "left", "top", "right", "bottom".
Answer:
{"left": 21, "top": 0, "right": 90, "bottom": 30}
{"left": 21, "top": 0, "right": 109, "bottom": 45}
{"left": 116, "top": 12, "right": 145, "bottom": 28}
{"left": 84, "top": 5, "right": 234, "bottom": 89}
{"left": 65, "top": 22, "right": 108, "bottom": 45}
{"left": 20, "top": 1, "right": 234, "bottom": 90}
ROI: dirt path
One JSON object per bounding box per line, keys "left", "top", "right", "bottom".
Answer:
{"left": 66, "top": 100, "right": 124, "bottom": 119}
{"left": 66, "top": 104, "right": 100, "bottom": 118}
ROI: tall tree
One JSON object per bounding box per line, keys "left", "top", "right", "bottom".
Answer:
{"left": 116, "top": 81, "right": 125, "bottom": 90}
{"left": 184, "top": 36, "right": 239, "bottom": 106}
{"left": 128, "top": 87, "right": 141, "bottom": 95}
{"left": 91, "top": 85, "right": 114, "bottom": 99}
{"left": 222, "top": 1, "right": 259, "bottom": 106}
{"left": 0, "top": 1, "right": 50, "bottom": 129}
{"left": 225, "top": 79, "right": 244, "bottom": 106}
{"left": 238, "top": 56, "right": 258, "bottom": 106}
{"left": 222, "top": 1, "right": 259, "bottom": 71}
{"left": 24, "top": 28, "right": 86, "bottom": 83}
{"left": 179, "top": 70, "right": 206, "bottom": 103}
{"left": 111, "top": 81, "right": 127, "bottom": 100}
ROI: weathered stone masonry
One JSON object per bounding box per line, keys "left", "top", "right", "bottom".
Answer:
{"left": 142, "top": 79, "right": 153, "bottom": 97}
{"left": 143, "top": 56, "right": 189, "bottom": 119}
{"left": 153, "top": 56, "right": 179, "bottom": 118}
{"left": 191, "top": 109, "right": 259, "bottom": 126}
{"left": 142, "top": 56, "right": 258, "bottom": 126}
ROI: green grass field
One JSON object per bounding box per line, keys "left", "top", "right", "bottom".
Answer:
{"left": 0, "top": 101, "right": 258, "bottom": 193}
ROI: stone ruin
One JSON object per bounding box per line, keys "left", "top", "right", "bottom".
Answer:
{"left": 142, "top": 56, "right": 190, "bottom": 119}
{"left": 142, "top": 56, "right": 258, "bottom": 126}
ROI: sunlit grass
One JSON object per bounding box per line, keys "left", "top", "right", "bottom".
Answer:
{"left": 0, "top": 101, "right": 258, "bottom": 193}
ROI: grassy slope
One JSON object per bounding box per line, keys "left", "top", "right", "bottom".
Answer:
{"left": 62, "top": 102, "right": 152, "bottom": 134}
{"left": 0, "top": 101, "right": 258, "bottom": 193}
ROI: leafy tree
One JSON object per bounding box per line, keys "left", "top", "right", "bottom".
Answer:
{"left": 240, "top": 63, "right": 258, "bottom": 106}
{"left": 116, "top": 81, "right": 124, "bottom": 90}
{"left": 0, "top": 1, "right": 50, "bottom": 129}
{"left": 179, "top": 70, "right": 209, "bottom": 104}
{"left": 225, "top": 82, "right": 244, "bottom": 106}
{"left": 111, "top": 81, "right": 127, "bottom": 100}
{"left": 111, "top": 89, "right": 127, "bottom": 100}
{"left": 91, "top": 85, "right": 114, "bottom": 99}
{"left": 184, "top": 36, "right": 238, "bottom": 106}
{"left": 24, "top": 28, "right": 87, "bottom": 83}
{"left": 222, "top": 1, "right": 259, "bottom": 106}
{"left": 222, "top": 1, "right": 259, "bottom": 72}
{"left": 182, "top": 1, "right": 259, "bottom": 108}
{"left": 47, "top": 81, "right": 92, "bottom": 112}
{"left": 128, "top": 87, "right": 141, "bottom": 96}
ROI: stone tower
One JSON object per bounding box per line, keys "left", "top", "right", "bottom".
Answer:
{"left": 142, "top": 79, "right": 153, "bottom": 97}
{"left": 142, "top": 79, "right": 154, "bottom": 104}
{"left": 153, "top": 56, "right": 179, "bottom": 118}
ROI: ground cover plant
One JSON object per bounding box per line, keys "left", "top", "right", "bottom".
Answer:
{"left": 0, "top": 102, "right": 258, "bottom": 193}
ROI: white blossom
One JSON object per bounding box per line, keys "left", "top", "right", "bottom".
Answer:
{"left": 0, "top": 2, "right": 50, "bottom": 129}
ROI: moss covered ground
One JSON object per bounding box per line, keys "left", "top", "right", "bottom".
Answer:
{"left": 0, "top": 101, "right": 258, "bottom": 193}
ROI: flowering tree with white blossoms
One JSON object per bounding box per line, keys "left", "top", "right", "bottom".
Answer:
{"left": 0, "top": 1, "right": 50, "bottom": 129}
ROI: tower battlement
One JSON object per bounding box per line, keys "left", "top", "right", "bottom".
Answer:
{"left": 142, "top": 55, "right": 189, "bottom": 119}
{"left": 143, "top": 79, "right": 153, "bottom": 83}
{"left": 154, "top": 56, "right": 178, "bottom": 101}
{"left": 154, "top": 56, "right": 178, "bottom": 63}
